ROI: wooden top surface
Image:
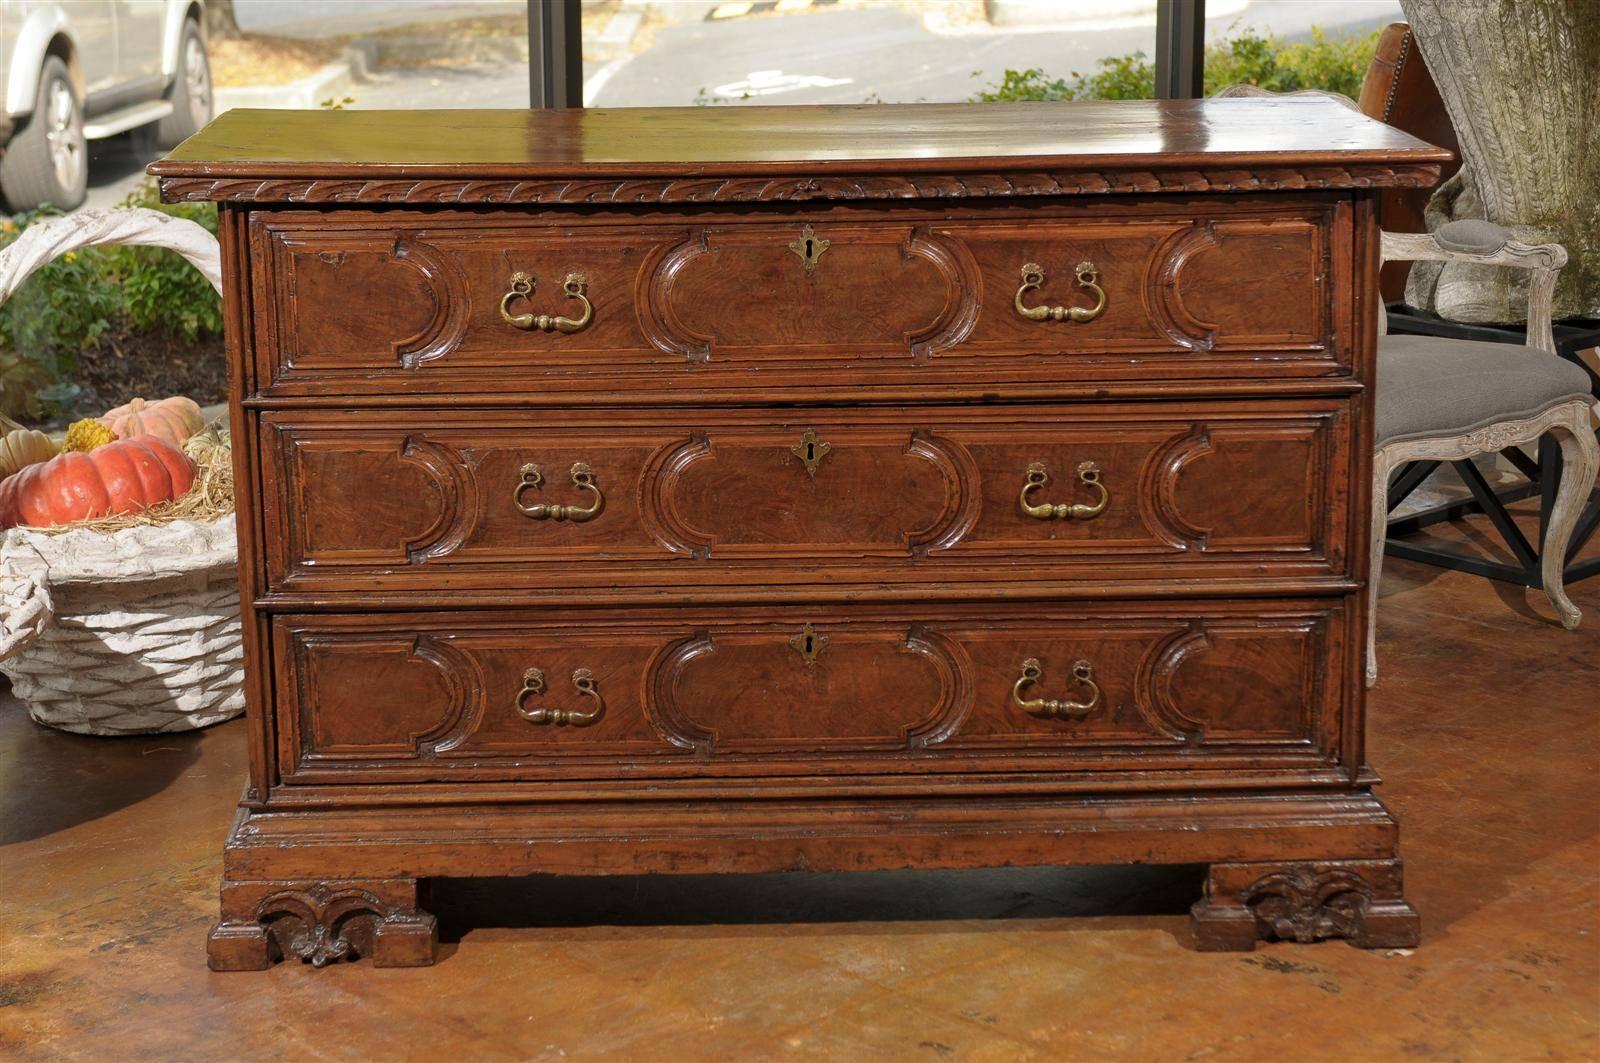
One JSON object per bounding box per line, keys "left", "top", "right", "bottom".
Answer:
{"left": 150, "top": 99, "right": 1450, "bottom": 205}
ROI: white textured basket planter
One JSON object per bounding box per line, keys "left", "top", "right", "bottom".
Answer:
{"left": 0, "top": 207, "right": 240, "bottom": 735}
{"left": 0, "top": 517, "right": 243, "bottom": 734}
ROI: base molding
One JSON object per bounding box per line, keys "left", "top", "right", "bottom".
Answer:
{"left": 208, "top": 791, "right": 1415, "bottom": 968}
{"left": 208, "top": 877, "right": 438, "bottom": 971}
{"left": 1190, "top": 858, "right": 1420, "bottom": 951}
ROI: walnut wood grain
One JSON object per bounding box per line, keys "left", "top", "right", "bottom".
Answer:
{"left": 150, "top": 99, "right": 1449, "bottom": 204}
{"left": 256, "top": 401, "right": 1349, "bottom": 597}
{"left": 271, "top": 598, "right": 1345, "bottom": 784}
{"left": 182, "top": 101, "right": 1434, "bottom": 967}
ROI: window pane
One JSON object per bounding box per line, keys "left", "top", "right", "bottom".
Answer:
{"left": 586, "top": 1, "right": 1159, "bottom": 107}
{"left": 1203, "top": 0, "right": 1405, "bottom": 98}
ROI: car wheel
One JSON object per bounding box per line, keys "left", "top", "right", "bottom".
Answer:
{"left": 0, "top": 56, "right": 88, "bottom": 212}
{"left": 156, "top": 20, "right": 212, "bottom": 149}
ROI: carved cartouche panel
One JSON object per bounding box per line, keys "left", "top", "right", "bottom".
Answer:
{"left": 939, "top": 213, "right": 1332, "bottom": 358}
{"left": 255, "top": 217, "right": 684, "bottom": 378}
{"left": 936, "top": 410, "right": 1343, "bottom": 563}
{"left": 643, "top": 427, "right": 979, "bottom": 560}
{"left": 646, "top": 624, "right": 973, "bottom": 754}
{"left": 937, "top": 614, "right": 1328, "bottom": 751}
{"left": 647, "top": 224, "right": 977, "bottom": 362}
{"left": 280, "top": 625, "right": 688, "bottom": 777}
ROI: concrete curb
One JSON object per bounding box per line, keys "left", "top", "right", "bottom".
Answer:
{"left": 213, "top": 55, "right": 357, "bottom": 111}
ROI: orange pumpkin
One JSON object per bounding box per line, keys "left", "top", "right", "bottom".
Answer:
{"left": 0, "top": 437, "right": 197, "bottom": 528}
{"left": 101, "top": 396, "right": 205, "bottom": 446}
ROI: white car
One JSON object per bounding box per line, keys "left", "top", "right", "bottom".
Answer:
{"left": 0, "top": 1, "right": 211, "bottom": 211}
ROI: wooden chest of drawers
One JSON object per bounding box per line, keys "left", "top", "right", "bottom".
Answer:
{"left": 151, "top": 100, "right": 1450, "bottom": 969}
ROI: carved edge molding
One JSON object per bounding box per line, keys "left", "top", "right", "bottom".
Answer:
{"left": 411, "top": 635, "right": 485, "bottom": 755}
{"left": 1147, "top": 223, "right": 1221, "bottom": 351}
{"left": 638, "top": 231, "right": 713, "bottom": 362}
{"left": 1134, "top": 623, "right": 1211, "bottom": 743}
{"left": 904, "top": 229, "right": 982, "bottom": 360}
{"left": 398, "top": 436, "right": 480, "bottom": 564}
{"left": 900, "top": 625, "right": 976, "bottom": 747}
{"left": 904, "top": 431, "right": 981, "bottom": 556}
{"left": 392, "top": 236, "right": 471, "bottom": 366}
{"left": 1140, "top": 425, "right": 1214, "bottom": 551}
{"left": 641, "top": 625, "right": 974, "bottom": 754}
{"left": 1190, "top": 859, "right": 1420, "bottom": 952}
{"left": 639, "top": 434, "right": 715, "bottom": 559}
{"left": 643, "top": 631, "right": 717, "bottom": 752}
{"left": 160, "top": 165, "right": 1442, "bottom": 206}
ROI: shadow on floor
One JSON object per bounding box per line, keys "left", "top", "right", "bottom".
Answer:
{"left": 0, "top": 691, "right": 203, "bottom": 845}
{"left": 432, "top": 863, "right": 1208, "bottom": 941}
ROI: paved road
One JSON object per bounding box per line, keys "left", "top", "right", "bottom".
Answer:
{"left": 232, "top": 0, "right": 524, "bottom": 38}
{"left": 593, "top": 0, "right": 1403, "bottom": 106}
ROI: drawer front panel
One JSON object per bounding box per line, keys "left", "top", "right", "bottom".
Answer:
{"left": 251, "top": 198, "right": 1347, "bottom": 397}
{"left": 259, "top": 401, "right": 1352, "bottom": 594}
{"left": 274, "top": 599, "right": 1348, "bottom": 784}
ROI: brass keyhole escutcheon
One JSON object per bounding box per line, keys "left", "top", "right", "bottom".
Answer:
{"left": 790, "top": 622, "right": 827, "bottom": 666}
{"left": 789, "top": 428, "right": 832, "bottom": 478}
{"left": 788, "top": 224, "right": 830, "bottom": 275}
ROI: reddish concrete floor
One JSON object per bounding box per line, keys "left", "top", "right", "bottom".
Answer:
{"left": 2, "top": 518, "right": 1597, "bottom": 1060}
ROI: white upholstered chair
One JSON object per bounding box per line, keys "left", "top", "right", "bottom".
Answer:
{"left": 1215, "top": 85, "right": 1599, "bottom": 684}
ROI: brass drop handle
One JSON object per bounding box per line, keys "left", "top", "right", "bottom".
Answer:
{"left": 1020, "top": 460, "right": 1108, "bottom": 520}
{"left": 1013, "top": 658, "right": 1100, "bottom": 720}
{"left": 499, "top": 270, "right": 593, "bottom": 333}
{"left": 516, "top": 667, "right": 604, "bottom": 726}
{"left": 515, "top": 462, "right": 604, "bottom": 522}
{"left": 1014, "top": 260, "right": 1106, "bottom": 323}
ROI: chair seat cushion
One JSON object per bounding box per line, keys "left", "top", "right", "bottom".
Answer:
{"left": 1376, "top": 335, "right": 1592, "bottom": 447}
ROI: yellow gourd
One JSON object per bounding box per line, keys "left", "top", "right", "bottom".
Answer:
{"left": 63, "top": 418, "right": 117, "bottom": 453}
{"left": 0, "top": 428, "right": 57, "bottom": 479}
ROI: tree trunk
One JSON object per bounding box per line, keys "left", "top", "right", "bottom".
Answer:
{"left": 1400, "top": 0, "right": 1600, "bottom": 323}
{"left": 205, "top": 0, "right": 242, "bottom": 40}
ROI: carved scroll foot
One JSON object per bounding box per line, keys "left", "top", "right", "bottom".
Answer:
{"left": 1189, "top": 858, "right": 1420, "bottom": 952}
{"left": 208, "top": 877, "right": 438, "bottom": 971}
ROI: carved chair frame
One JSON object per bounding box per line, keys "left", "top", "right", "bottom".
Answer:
{"left": 1369, "top": 231, "right": 1598, "bottom": 683}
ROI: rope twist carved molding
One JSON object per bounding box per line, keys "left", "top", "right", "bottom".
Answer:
{"left": 159, "top": 165, "right": 1443, "bottom": 206}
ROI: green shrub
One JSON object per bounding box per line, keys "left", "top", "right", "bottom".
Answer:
{"left": 973, "top": 26, "right": 1379, "bottom": 103}
{"left": 0, "top": 182, "right": 220, "bottom": 420}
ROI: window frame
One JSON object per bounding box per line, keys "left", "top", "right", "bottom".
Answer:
{"left": 527, "top": 0, "right": 1209, "bottom": 109}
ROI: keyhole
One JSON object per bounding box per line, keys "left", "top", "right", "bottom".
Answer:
{"left": 803, "top": 441, "right": 817, "bottom": 462}
{"left": 802, "top": 633, "right": 815, "bottom": 655}
{"left": 803, "top": 238, "right": 814, "bottom": 260}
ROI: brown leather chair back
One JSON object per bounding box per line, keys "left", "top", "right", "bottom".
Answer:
{"left": 1359, "top": 23, "right": 1462, "bottom": 301}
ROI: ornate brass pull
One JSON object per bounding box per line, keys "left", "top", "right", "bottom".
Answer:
{"left": 1014, "top": 261, "right": 1106, "bottom": 323}
{"left": 515, "top": 666, "right": 604, "bottom": 726}
{"left": 1013, "top": 658, "right": 1100, "bottom": 720}
{"left": 499, "top": 270, "right": 593, "bottom": 333}
{"left": 1020, "top": 460, "right": 1108, "bottom": 520}
{"left": 515, "top": 462, "right": 604, "bottom": 522}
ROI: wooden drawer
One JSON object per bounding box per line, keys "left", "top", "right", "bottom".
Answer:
{"left": 273, "top": 598, "right": 1350, "bottom": 785}
{"left": 249, "top": 197, "right": 1349, "bottom": 400}
{"left": 258, "top": 399, "right": 1355, "bottom": 599}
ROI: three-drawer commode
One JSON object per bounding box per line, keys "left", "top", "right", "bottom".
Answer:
{"left": 149, "top": 99, "right": 1451, "bottom": 969}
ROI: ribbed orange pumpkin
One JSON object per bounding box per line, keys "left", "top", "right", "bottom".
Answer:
{"left": 101, "top": 396, "right": 205, "bottom": 446}
{"left": 0, "top": 436, "right": 197, "bottom": 528}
